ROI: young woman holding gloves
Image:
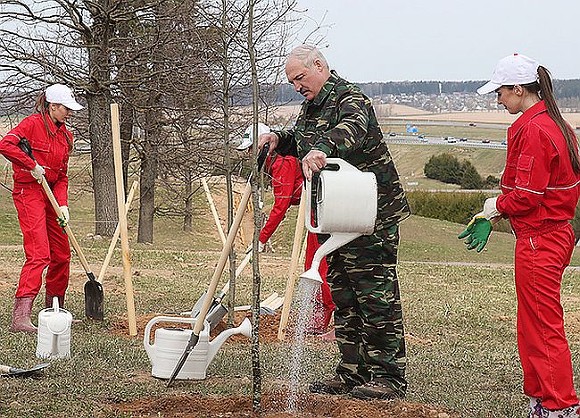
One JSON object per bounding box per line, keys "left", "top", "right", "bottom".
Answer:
{"left": 460, "top": 54, "right": 580, "bottom": 418}
{"left": 0, "top": 84, "right": 82, "bottom": 333}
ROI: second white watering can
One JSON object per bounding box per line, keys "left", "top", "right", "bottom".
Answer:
{"left": 144, "top": 315, "right": 252, "bottom": 380}
{"left": 301, "top": 158, "right": 377, "bottom": 283}
{"left": 36, "top": 297, "right": 73, "bottom": 359}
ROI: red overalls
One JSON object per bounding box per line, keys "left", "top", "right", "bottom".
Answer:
{"left": 261, "top": 154, "right": 336, "bottom": 330}
{"left": 0, "top": 113, "right": 72, "bottom": 300}
{"left": 496, "top": 101, "right": 580, "bottom": 410}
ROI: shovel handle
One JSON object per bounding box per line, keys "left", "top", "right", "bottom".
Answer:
{"left": 18, "top": 139, "right": 93, "bottom": 275}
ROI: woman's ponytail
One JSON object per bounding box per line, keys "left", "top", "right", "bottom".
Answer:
{"left": 538, "top": 66, "right": 580, "bottom": 173}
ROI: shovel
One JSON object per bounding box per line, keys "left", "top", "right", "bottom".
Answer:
{"left": 167, "top": 143, "right": 269, "bottom": 387}
{"left": 190, "top": 246, "right": 253, "bottom": 330}
{"left": 0, "top": 363, "right": 50, "bottom": 378}
{"left": 19, "top": 138, "right": 104, "bottom": 320}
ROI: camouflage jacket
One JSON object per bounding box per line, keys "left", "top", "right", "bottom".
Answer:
{"left": 276, "top": 71, "right": 410, "bottom": 230}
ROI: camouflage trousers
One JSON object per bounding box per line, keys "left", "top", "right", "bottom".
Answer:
{"left": 326, "top": 223, "right": 407, "bottom": 397}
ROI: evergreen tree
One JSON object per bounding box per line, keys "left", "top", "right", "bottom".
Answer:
{"left": 460, "top": 161, "right": 483, "bottom": 189}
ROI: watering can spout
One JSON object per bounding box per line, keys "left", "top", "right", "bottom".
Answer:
{"left": 206, "top": 317, "right": 252, "bottom": 365}
{"left": 300, "top": 232, "right": 362, "bottom": 284}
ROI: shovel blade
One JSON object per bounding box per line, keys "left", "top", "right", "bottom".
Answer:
{"left": 84, "top": 279, "right": 104, "bottom": 320}
{"left": 190, "top": 291, "right": 207, "bottom": 319}
{"left": 0, "top": 363, "right": 50, "bottom": 378}
{"left": 206, "top": 304, "right": 228, "bottom": 330}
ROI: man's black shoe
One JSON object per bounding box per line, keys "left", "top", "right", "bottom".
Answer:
{"left": 309, "top": 375, "right": 357, "bottom": 395}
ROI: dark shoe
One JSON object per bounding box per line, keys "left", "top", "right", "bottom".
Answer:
{"left": 10, "top": 297, "right": 37, "bottom": 333}
{"left": 350, "top": 380, "right": 403, "bottom": 400}
{"left": 309, "top": 375, "right": 357, "bottom": 395}
{"left": 45, "top": 294, "right": 64, "bottom": 309}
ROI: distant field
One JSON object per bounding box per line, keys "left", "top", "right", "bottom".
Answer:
{"left": 272, "top": 104, "right": 580, "bottom": 129}
{"left": 382, "top": 123, "right": 506, "bottom": 141}
{"left": 388, "top": 143, "right": 506, "bottom": 190}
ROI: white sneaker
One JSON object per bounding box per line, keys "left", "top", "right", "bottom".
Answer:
{"left": 545, "top": 405, "right": 580, "bottom": 418}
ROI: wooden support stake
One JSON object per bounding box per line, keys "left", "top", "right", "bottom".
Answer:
{"left": 201, "top": 178, "right": 226, "bottom": 244}
{"left": 277, "top": 195, "right": 307, "bottom": 340}
{"left": 111, "top": 103, "right": 137, "bottom": 337}
{"left": 97, "top": 180, "right": 138, "bottom": 283}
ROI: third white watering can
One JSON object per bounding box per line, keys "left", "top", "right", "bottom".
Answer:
{"left": 301, "top": 158, "right": 377, "bottom": 283}
{"left": 144, "top": 315, "right": 252, "bottom": 380}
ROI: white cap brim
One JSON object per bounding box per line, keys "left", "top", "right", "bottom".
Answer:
{"left": 61, "top": 100, "right": 83, "bottom": 111}
{"left": 477, "top": 81, "right": 501, "bottom": 95}
{"left": 236, "top": 137, "right": 252, "bottom": 151}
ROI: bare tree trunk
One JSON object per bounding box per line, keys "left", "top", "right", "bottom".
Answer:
{"left": 222, "top": 0, "right": 237, "bottom": 329}
{"left": 137, "top": 103, "right": 159, "bottom": 243}
{"left": 137, "top": 137, "right": 157, "bottom": 243}
{"left": 120, "top": 107, "right": 134, "bottom": 194}
{"left": 86, "top": 10, "right": 118, "bottom": 237}
{"left": 87, "top": 86, "right": 117, "bottom": 237}
{"left": 247, "top": 0, "right": 262, "bottom": 411}
{"left": 183, "top": 172, "right": 193, "bottom": 232}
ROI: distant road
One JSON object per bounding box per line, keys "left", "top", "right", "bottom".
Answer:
{"left": 385, "top": 135, "right": 507, "bottom": 150}
{"left": 383, "top": 119, "right": 509, "bottom": 130}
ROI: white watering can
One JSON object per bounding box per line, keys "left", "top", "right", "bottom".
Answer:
{"left": 36, "top": 297, "right": 73, "bottom": 359}
{"left": 301, "top": 158, "right": 377, "bottom": 283}
{"left": 144, "top": 315, "right": 252, "bottom": 380}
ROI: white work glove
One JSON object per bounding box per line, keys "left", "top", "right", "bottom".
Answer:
{"left": 482, "top": 197, "right": 501, "bottom": 220}
{"left": 258, "top": 241, "right": 265, "bottom": 253}
{"left": 57, "top": 206, "right": 69, "bottom": 228}
{"left": 30, "top": 164, "right": 45, "bottom": 183}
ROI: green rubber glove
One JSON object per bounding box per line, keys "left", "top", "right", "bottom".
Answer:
{"left": 458, "top": 217, "right": 492, "bottom": 252}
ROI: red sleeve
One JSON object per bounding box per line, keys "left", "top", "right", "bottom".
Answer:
{"left": 0, "top": 117, "right": 37, "bottom": 170}
{"left": 496, "top": 124, "right": 555, "bottom": 216}
{"left": 259, "top": 156, "right": 299, "bottom": 243}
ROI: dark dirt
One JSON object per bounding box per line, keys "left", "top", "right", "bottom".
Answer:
{"left": 113, "top": 392, "right": 457, "bottom": 417}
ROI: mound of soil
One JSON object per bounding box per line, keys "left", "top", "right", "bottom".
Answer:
{"left": 113, "top": 392, "right": 457, "bottom": 418}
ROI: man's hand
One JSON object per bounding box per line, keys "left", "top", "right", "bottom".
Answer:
{"left": 302, "top": 150, "right": 327, "bottom": 181}
{"left": 257, "top": 132, "right": 279, "bottom": 154}
{"left": 30, "top": 164, "right": 45, "bottom": 183}
{"left": 258, "top": 241, "right": 265, "bottom": 253}
{"left": 458, "top": 217, "right": 492, "bottom": 252}
{"left": 57, "top": 206, "right": 69, "bottom": 228}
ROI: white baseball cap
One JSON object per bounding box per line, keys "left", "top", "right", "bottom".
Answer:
{"left": 477, "top": 53, "right": 540, "bottom": 95}
{"left": 236, "top": 123, "right": 270, "bottom": 150}
{"left": 45, "top": 84, "right": 84, "bottom": 110}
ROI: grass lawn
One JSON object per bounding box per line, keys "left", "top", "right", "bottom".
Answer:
{"left": 1, "top": 153, "right": 580, "bottom": 417}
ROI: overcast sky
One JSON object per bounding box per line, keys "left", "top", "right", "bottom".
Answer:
{"left": 292, "top": 0, "right": 580, "bottom": 83}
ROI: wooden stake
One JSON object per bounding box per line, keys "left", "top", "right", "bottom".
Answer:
{"left": 235, "top": 193, "right": 247, "bottom": 247}
{"left": 97, "top": 180, "right": 138, "bottom": 283}
{"left": 111, "top": 103, "right": 137, "bottom": 337}
{"left": 201, "top": 178, "right": 226, "bottom": 244}
{"left": 277, "top": 195, "right": 306, "bottom": 340}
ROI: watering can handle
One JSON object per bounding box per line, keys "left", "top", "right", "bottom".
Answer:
{"left": 304, "top": 176, "right": 320, "bottom": 233}
{"left": 143, "top": 316, "right": 196, "bottom": 354}
{"left": 304, "top": 158, "right": 353, "bottom": 233}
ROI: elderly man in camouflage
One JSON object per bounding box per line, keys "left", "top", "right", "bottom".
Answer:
{"left": 258, "top": 44, "right": 410, "bottom": 400}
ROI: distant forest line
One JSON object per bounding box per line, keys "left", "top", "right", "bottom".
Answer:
{"left": 275, "top": 79, "right": 580, "bottom": 104}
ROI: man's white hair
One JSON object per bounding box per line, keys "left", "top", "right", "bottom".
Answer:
{"left": 288, "top": 44, "right": 329, "bottom": 69}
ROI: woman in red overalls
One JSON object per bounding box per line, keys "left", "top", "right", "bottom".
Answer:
{"left": 0, "top": 84, "right": 82, "bottom": 333}
{"left": 464, "top": 54, "right": 580, "bottom": 418}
